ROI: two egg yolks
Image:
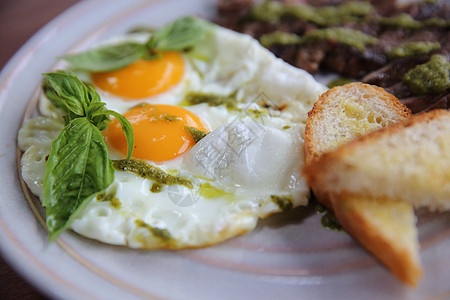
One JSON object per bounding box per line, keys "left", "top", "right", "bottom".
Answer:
{"left": 92, "top": 52, "right": 184, "bottom": 99}
{"left": 93, "top": 51, "right": 201, "bottom": 161}
{"left": 105, "top": 104, "right": 207, "bottom": 162}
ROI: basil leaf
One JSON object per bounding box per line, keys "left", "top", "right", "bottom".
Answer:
{"left": 147, "top": 16, "right": 210, "bottom": 52}
{"left": 43, "top": 73, "right": 69, "bottom": 110}
{"left": 43, "top": 117, "right": 114, "bottom": 240}
{"left": 61, "top": 17, "right": 211, "bottom": 71}
{"left": 43, "top": 72, "right": 134, "bottom": 154}
{"left": 85, "top": 102, "right": 110, "bottom": 130}
{"left": 87, "top": 84, "right": 101, "bottom": 104}
{"left": 62, "top": 42, "right": 145, "bottom": 72}
{"left": 41, "top": 72, "right": 135, "bottom": 240}
{"left": 43, "top": 71, "right": 90, "bottom": 117}
{"left": 106, "top": 110, "right": 134, "bottom": 162}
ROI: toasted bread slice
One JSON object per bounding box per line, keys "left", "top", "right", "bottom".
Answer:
{"left": 330, "top": 193, "right": 422, "bottom": 286}
{"left": 306, "top": 109, "right": 450, "bottom": 212}
{"left": 303, "top": 83, "right": 422, "bottom": 286}
{"left": 304, "top": 83, "right": 411, "bottom": 207}
{"left": 304, "top": 83, "right": 411, "bottom": 162}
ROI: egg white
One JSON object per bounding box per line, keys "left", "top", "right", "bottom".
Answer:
{"left": 19, "top": 20, "right": 326, "bottom": 248}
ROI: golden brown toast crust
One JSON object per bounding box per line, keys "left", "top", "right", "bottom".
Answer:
{"left": 330, "top": 192, "right": 423, "bottom": 286}
{"left": 304, "top": 83, "right": 411, "bottom": 165}
{"left": 304, "top": 109, "right": 450, "bottom": 193}
{"left": 303, "top": 83, "right": 422, "bottom": 286}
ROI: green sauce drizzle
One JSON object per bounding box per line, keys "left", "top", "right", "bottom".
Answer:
{"left": 388, "top": 41, "right": 440, "bottom": 59}
{"left": 327, "top": 77, "right": 354, "bottom": 89}
{"left": 150, "top": 183, "right": 163, "bottom": 193}
{"left": 112, "top": 159, "right": 193, "bottom": 188}
{"left": 183, "top": 92, "right": 237, "bottom": 109}
{"left": 403, "top": 54, "right": 450, "bottom": 95}
{"left": 271, "top": 195, "right": 293, "bottom": 211}
{"left": 260, "top": 28, "right": 378, "bottom": 51}
{"left": 184, "top": 126, "right": 208, "bottom": 143}
{"left": 321, "top": 211, "right": 343, "bottom": 231}
{"left": 135, "top": 219, "right": 172, "bottom": 241}
{"left": 260, "top": 31, "right": 303, "bottom": 47}
{"left": 164, "top": 115, "right": 181, "bottom": 122}
{"left": 379, "top": 13, "right": 450, "bottom": 30}
{"left": 251, "top": 1, "right": 372, "bottom": 26}
{"left": 96, "top": 185, "right": 122, "bottom": 209}
{"left": 309, "top": 194, "right": 342, "bottom": 231}
{"left": 251, "top": 1, "right": 283, "bottom": 22}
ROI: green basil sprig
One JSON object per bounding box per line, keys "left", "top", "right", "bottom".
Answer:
{"left": 62, "top": 16, "right": 210, "bottom": 72}
{"left": 61, "top": 43, "right": 145, "bottom": 73}
{"left": 42, "top": 71, "right": 134, "bottom": 240}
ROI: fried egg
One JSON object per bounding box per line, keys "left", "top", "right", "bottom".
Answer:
{"left": 92, "top": 52, "right": 185, "bottom": 100}
{"left": 19, "top": 18, "right": 326, "bottom": 248}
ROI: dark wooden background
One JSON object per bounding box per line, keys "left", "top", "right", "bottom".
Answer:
{"left": 0, "top": 1, "right": 79, "bottom": 299}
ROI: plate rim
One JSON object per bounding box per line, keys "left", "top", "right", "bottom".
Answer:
{"left": 1, "top": 1, "right": 450, "bottom": 299}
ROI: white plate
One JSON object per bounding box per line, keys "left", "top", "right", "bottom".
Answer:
{"left": 1, "top": 1, "right": 449, "bottom": 299}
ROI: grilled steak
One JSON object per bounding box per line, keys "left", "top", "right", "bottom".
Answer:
{"left": 216, "top": 0, "right": 450, "bottom": 113}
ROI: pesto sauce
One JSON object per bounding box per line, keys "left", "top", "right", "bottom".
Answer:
{"left": 288, "top": 2, "right": 372, "bottom": 26}
{"left": 388, "top": 41, "right": 440, "bottom": 59}
{"left": 183, "top": 92, "right": 238, "bottom": 109}
{"left": 303, "top": 28, "right": 378, "bottom": 51}
{"left": 110, "top": 198, "right": 122, "bottom": 209}
{"left": 96, "top": 185, "right": 122, "bottom": 209}
{"left": 251, "top": 0, "right": 283, "bottom": 22}
{"left": 112, "top": 159, "right": 193, "bottom": 188}
{"left": 251, "top": 1, "right": 372, "bottom": 26}
{"left": 184, "top": 126, "right": 208, "bottom": 143}
{"left": 271, "top": 195, "right": 293, "bottom": 211}
{"left": 150, "top": 183, "right": 163, "bottom": 193}
{"left": 379, "top": 13, "right": 450, "bottom": 30}
{"left": 327, "top": 77, "right": 354, "bottom": 89}
{"left": 308, "top": 193, "right": 326, "bottom": 213}
{"left": 260, "top": 31, "right": 302, "bottom": 48}
{"left": 135, "top": 219, "right": 172, "bottom": 241}
{"left": 321, "top": 211, "right": 343, "bottom": 231}
{"left": 164, "top": 115, "right": 181, "bottom": 122}
{"left": 260, "top": 28, "right": 378, "bottom": 51}
{"left": 308, "top": 194, "right": 342, "bottom": 231}
{"left": 403, "top": 54, "right": 450, "bottom": 95}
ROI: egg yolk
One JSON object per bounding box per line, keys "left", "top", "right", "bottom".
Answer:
{"left": 105, "top": 104, "right": 207, "bottom": 162}
{"left": 92, "top": 52, "right": 184, "bottom": 99}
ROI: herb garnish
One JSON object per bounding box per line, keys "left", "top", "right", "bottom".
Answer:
{"left": 61, "top": 16, "right": 211, "bottom": 72}
{"left": 42, "top": 71, "right": 134, "bottom": 240}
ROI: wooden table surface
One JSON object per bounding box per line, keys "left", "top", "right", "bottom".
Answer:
{"left": 0, "top": 1, "right": 80, "bottom": 299}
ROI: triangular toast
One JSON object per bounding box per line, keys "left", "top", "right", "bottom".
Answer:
{"left": 305, "top": 109, "right": 450, "bottom": 212}
{"left": 303, "top": 83, "right": 422, "bottom": 286}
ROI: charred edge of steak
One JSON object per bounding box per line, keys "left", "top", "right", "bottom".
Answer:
{"left": 400, "top": 91, "right": 449, "bottom": 114}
